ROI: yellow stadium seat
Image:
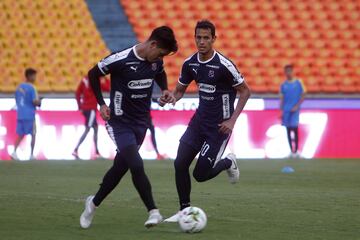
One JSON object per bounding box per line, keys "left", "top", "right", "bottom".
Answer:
{"left": 0, "top": 0, "right": 109, "bottom": 93}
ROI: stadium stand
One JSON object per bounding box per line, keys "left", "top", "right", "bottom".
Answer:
{"left": 0, "top": 0, "right": 109, "bottom": 92}
{"left": 85, "top": 0, "right": 137, "bottom": 51}
{"left": 120, "top": 0, "right": 360, "bottom": 93}
{"left": 1, "top": 0, "right": 359, "bottom": 94}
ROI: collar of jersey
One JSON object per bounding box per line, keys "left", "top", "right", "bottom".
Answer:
{"left": 197, "top": 50, "right": 217, "bottom": 64}
{"left": 133, "top": 45, "right": 145, "bottom": 61}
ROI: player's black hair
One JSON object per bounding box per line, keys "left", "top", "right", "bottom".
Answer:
{"left": 284, "top": 64, "right": 293, "bottom": 70}
{"left": 148, "top": 26, "right": 178, "bottom": 53}
{"left": 25, "top": 68, "right": 37, "bottom": 78}
{"left": 195, "top": 20, "right": 216, "bottom": 37}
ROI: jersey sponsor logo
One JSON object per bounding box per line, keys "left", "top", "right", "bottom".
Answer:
{"left": 114, "top": 91, "right": 124, "bottom": 116}
{"left": 128, "top": 79, "right": 153, "bottom": 89}
{"left": 192, "top": 68, "right": 198, "bottom": 74}
{"left": 189, "top": 63, "right": 200, "bottom": 66}
{"left": 206, "top": 64, "right": 220, "bottom": 69}
{"left": 208, "top": 70, "right": 215, "bottom": 78}
{"left": 201, "top": 95, "right": 214, "bottom": 101}
{"left": 131, "top": 94, "right": 148, "bottom": 99}
{"left": 198, "top": 83, "right": 216, "bottom": 93}
{"left": 222, "top": 94, "right": 230, "bottom": 119}
{"left": 130, "top": 66, "right": 138, "bottom": 72}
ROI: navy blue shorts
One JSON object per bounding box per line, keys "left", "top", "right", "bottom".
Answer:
{"left": 180, "top": 116, "right": 230, "bottom": 164}
{"left": 105, "top": 119, "right": 147, "bottom": 151}
{"left": 16, "top": 119, "right": 35, "bottom": 135}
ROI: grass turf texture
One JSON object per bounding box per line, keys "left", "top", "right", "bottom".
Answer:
{"left": 0, "top": 159, "right": 359, "bottom": 240}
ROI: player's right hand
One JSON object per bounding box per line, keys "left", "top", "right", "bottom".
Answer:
{"left": 100, "top": 104, "right": 111, "bottom": 121}
{"left": 159, "top": 90, "right": 176, "bottom": 107}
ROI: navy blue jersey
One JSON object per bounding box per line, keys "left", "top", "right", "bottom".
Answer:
{"left": 179, "top": 51, "right": 245, "bottom": 126}
{"left": 97, "top": 45, "right": 164, "bottom": 127}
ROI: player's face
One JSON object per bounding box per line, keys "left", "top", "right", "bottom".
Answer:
{"left": 195, "top": 28, "right": 216, "bottom": 54}
{"left": 27, "top": 73, "right": 37, "bottom": 83}
{"left": 285, "top": 68, "right": 293, "bottom": 79}
{"left": 147, "top": 42, "right": 171, "bottom": 62}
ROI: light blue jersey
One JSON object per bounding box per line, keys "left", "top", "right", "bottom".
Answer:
{"left": 15, "top": 83, "right": 38, "bottom": 120}
{"left": 280, "top": 79, "right": 305, "bottom": 112}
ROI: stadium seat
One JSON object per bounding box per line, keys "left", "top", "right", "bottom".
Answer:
{"left": 119, "top": 0, "right": 359, "bottom": 94}
{"left": 2, "top": 0, "right": 358, "bottom": 94}
{"left": 0, "top": 0, "right": 109, "bottom": 93}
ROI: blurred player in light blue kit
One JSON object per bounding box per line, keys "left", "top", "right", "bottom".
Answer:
{"left": 11, "top": 68, "right": 41, "bottom": 160}
{"left": 280, "top": 64, "right": 306, "bottom": 157}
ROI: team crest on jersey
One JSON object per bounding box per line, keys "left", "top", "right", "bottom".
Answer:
{"left": 152, "top": 63, "right": 157, "bottom": 71}
{"left": 208, "top": 70, "right": 215, "bottom": 78}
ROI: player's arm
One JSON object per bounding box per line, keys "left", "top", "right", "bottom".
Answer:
{"left": 75, "top": 80, "right": 84, "bottom": 110}
{"left": 159, "top": 61, "right": 191, "bottom": 106}
{"left": 219, "top": 82, "right": 251, "bottom": 134}
{"left": 31, "top": 87, "right": 41, "bottom": 107}
{"left": 173, "top": 82, "right": 187, "bottom": 101}
{"left": 155, "top": 70, "right": 176, "bottom": 106}
{"left": 33, "top": 99, "right": 41, "bottom": 107}
{"left": 88, "top": 65, "right": 110, "bottom": 120}
{"left": 291, "top": 93, "right": 305, "bottom": 112}
{"left": 291, "top": 80, "right": 306, "bottom": 112}
{"left": 279, "top": 95, "right": 284, "bottom": 110}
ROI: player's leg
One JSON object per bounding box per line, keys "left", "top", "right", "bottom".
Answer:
{"left": 92, "top": 118, "right": 100, "bottom": 155}
{"left": 73, "top": 110, "right": 92, "bottom": 158}
{"left": 127, "top": 126, "right": 164, "bottom": 227}
{"left": 73, "top": 127, "right": 90, "bottom": 157}
{"left": 122, "top": 144, "right": 164, "bottom": 227}
{"left": 293, "top": 127, "right": 299, "bottom": 153}
{"left": 30, "top": 121, "right": 36, "bottom": 159}
{"left": 164, "top": 120, "right": 201, "bottom": 223}
{"left": 174, "top": 141, "right": 198, "bottom": 210}
{"left": 163, "top": 141, "right": 198, "bottom": 223}
{"left": 129, "top": 152, "right": 163, "bottom": 228}
{"left": 286, "top": 127, "right": 293, "bottom": 153}
{"left": 11, "top": 120, "right": 26, "bottom": 160}
{"left": 92, "top": 152, "right": 129, "bottom": 206}
{"left": 11, "top": 135, "right": 24, "bottom": 160}
{"left": 80, "top": 152, "right": 128, "bottom": 228}
{"left": 149, "top": 120, "right": 159, "bottom": 154}
{"left": 192, "top": 135, "right": 234, "bottom": 183}
{"left": 290, "top": 111, "right": 300, "bottom": 155}
{"left": 282, "top": 111, "right": 294, "bottom": 153}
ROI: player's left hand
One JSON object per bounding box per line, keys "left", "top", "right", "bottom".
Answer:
{"left": 159, "top": 90, "right": 176, "bottom": 107}
{"left": 218, "top": 119, "right": 235, "bottom": 134}
{"left": 100, "top": 104, "right": 111, "bottom": 121}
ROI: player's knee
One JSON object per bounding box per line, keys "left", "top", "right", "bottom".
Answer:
{"left": 129, "top": 165, "right": 145, "bottom": 176}
{"left": 192, "top": 170, "right": 208, "bottom": 182}
{"left": 174, "top": 158, "right": 188, "bottom": 172}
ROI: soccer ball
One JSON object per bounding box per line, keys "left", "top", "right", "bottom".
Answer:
{"left": 178, "top": 206, "right": 207, "bottom": 233}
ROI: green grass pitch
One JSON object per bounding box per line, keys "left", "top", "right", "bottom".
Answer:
{"left": 0, "top": 159, "right": 359, "bottom": 240}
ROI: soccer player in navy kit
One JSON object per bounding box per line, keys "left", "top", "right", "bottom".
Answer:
{"left": 280, "top": 64, "right": 305, "bottom": 158}
{"left": 79, "top": 26, "right": 178, "bottom": 229}
{"left": 162, "top": 20, "right": 251, "bottom": 222}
